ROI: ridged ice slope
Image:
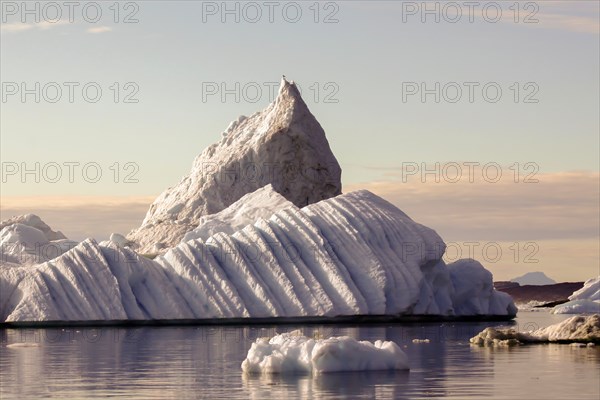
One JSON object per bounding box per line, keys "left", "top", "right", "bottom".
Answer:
{"left": 1, "top": 190, "right": 516, "bottom": 322}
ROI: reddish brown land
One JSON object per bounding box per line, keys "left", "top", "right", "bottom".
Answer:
{"left": 494, "top": 282, "right": 584, "bottom": 305}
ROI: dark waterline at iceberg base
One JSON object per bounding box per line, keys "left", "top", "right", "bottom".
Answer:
{"left": 1, "top": 311, "right": 599, "bottom": 399}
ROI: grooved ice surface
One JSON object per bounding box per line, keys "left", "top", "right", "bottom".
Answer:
{"left": 0, "top": 190, "right": 516, "bottom": 322}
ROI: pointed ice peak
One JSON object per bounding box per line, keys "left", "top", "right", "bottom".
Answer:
{"left": 276, "top": 75, "right": 302, "bottom": 105}
{"left": 128, "top": 76, "right": 341, "bottom": 253}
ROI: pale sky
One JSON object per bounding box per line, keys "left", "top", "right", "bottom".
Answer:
{"left": 1, "top": 1, "right": 599, "bottom": 281}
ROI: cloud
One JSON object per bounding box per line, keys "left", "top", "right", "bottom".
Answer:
{"left": 345, "top": 169, "right": 599, "bottom": 281}
{"left": 343, "top": 1, "right": 599, "bottom": 35}
{"left": 345, "top": 169, "right": 600, "bottom": 242}
{"left": 448, "top": 238, "right": 600, "bottom": 282}
{"left": 0, "top": 23, "right": 33, "bottom": 33}
{"left": 1, "top": 20, "right": 68, "bottom": 33}
{"left": 538, "top": 13, "right": 599, "bottom": 35}
{"left": 87, "top": 26, "right": 112, "bottom": 34}
{"left": 0, "top": 20, "right": 113, "bottom": 34}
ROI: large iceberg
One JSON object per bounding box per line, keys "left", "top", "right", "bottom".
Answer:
{"left": 0, "top": 77, "right": 517, "bottom": 323}
{"left": 552, "top": 277, "right": 600, "bottom": 314}
{"left": 241, "top": 330, "right": 409, "bottom": 374}
{"left": 0, "top": 189, "right": 516, "bottom": 322}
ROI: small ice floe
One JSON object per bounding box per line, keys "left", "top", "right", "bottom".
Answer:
{"left": 570, "top": 342, "right": 596, "bottom": 348}
{"left": 241, "top": 330, "right": 409, "bottom": 375}
{"left": 412, "top": 339, "right": 430, "bottom": 344}
{"left": 470, "top": 314, "right": 600, "bottom": 347}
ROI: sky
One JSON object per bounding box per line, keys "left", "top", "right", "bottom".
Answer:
{"left": 1, "top": 0, "right": 599, "bottom": 281}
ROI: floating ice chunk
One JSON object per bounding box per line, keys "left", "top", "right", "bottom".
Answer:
{"left": 412, "top": 339, "right": 430, "bottom": 344}
{"left": 570, "top": 277, "right": 600, "bottom": 301}
{"left": 469, "top": 327, "right": 522, "bottom": 347}
{"left": 552, "top": 277, "right": 600, "bottom": 314}
{"left": 552, "top": 299, "right": 600, "bottom": 315}
{"left": 470, "top": 314, "right": 600, "bottom": 346}
{"left": 241, "top": 330, "right": 409, "bottom": 375}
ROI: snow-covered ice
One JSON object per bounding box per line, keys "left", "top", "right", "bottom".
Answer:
{"left": 552, "top": 300, "right": 600, "bottom": 314}
{"left": 241, "top": 330, "right": 409, "bottom": 374}
{"left": 0, "top": 78, "right": 518, "bottom": 323}
{"left": 0, "top": 189, "right": 516, "bottom": 322}
{"left": 127, "top": 78, "right": 342, "bottom": 253}
{"left": 0, "top": 214, "right": 66, "bottom": 242}
{"left": 470, "top": 314, "right": 600, "bottom": 346}
{"left": 0, "top": 216, "right": 78, "bottom": 267}
{"left": 552, "top": 277, "right": 600, "bottom": 314}
{"left": 181, "top": 184, "right": 293, "bottom": 243}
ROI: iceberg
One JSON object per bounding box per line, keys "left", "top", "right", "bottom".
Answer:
{"left": 552, "top": 277, "right": 600, "bottom": 314}
{"left": 470, "top": 314, "right": 600, "bottom": 346}
{"left": 0, "top": 189, "right": 516, "bottom": 322}
{"left": 241, "top": 330, "right": 409, "bottom": 374}
{"left": 0, "top": 77, "right": 517, "bottom": 323}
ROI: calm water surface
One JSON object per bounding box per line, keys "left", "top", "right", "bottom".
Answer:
{"left": 1, "top": 311, "right": 599, "bottom": 399}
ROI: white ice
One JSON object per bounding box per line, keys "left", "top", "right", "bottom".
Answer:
{"left": 181, "top": 184, "right": 293, "bottom": 243}
{"left": 241, "top": 330, "right": 409, "bottom": 374}
{"left": 552, "top": 276, "right": 600, "bottom": 314}
{"left": 0, "top": 217, "right": 78, "bottom": 267}
{"left": 0, "top": 77, "right": 519, "bottom": 323}
{"left": 470, "top": 314, "right": 600, "bottom": 346}
{"left": 127, "top": 78, "right": 342, "bottom": 253}
{"left": 0, "top": 188, "right": 516, "bottom": 322}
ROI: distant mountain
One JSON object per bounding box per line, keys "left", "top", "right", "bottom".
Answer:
{"left": 511, "top": 272, "right": 556, "bottom": 286}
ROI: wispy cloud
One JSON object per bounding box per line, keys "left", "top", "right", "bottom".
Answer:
{"left": 538, "top": 13, "right": 599, "bottom": 35}
{"left": 87, "top": 26, "right": 112, "bottom": 34}
{"left": 346, "top": 170, "right": 600, "bottom": 242}
{"left": 1, "top": 20, "right": 69, "bottom": 33}
{"left": 0, "top": 23, "right": 33, "bottom": 33}
{"left": 346, "top": 170, "right": 599, "bottom": 281}
{"left": 343, "top": 1, "right": 599, "bottom": 35}
{"left": 0, "top": 20, "right": 114, "bottom": 34}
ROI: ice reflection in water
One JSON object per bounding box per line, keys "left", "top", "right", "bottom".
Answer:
{"left": 0, "top": 312, "right": 599, "bottom": 399}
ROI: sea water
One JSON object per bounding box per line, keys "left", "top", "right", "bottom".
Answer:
{"left": 1, "top": 311, "right": 598, "bottom": 399}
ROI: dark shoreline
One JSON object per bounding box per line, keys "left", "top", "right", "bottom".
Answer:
{"left": 0, "top": 314, "right": 516, "bottom": 329}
